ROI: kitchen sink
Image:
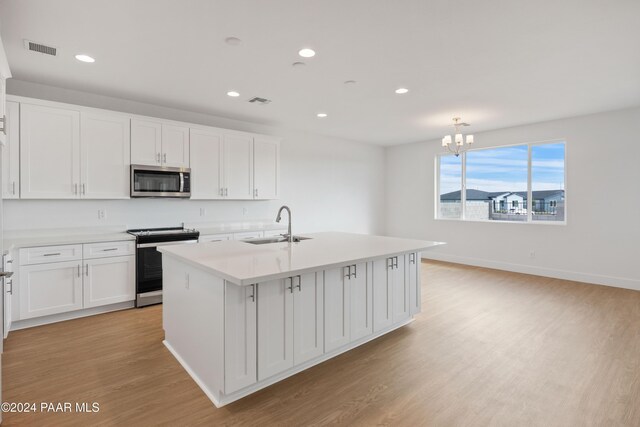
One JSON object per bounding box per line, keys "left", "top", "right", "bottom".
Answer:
{"left": 244, "top": 236, "right": 312, "bottom": 245}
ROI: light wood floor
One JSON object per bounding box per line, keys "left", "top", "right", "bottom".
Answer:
{"left": 3, "top": 261, "right": 640, "bottom": 426}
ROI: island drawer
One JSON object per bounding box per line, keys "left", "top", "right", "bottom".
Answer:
{"left": 83, "top": 241, "right": 135, "bottom": 259}
{"left": 19, "top": 244, "right": 83, "bottom": 265}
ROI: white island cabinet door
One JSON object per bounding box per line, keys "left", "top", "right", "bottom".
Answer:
{"left": 257, "top": 278, "right": 294, "bottom": 380}
{"left": 2, "top": 101, "right": 19, "bottom": 199}
{"left": 131, "top": 119, "right": 162, "bottom": 166}
{"left": 83, "top": 256, "right": 135, "bottom": 308}
{"left": 19, "top": 260, "right": 83, "bottom": 319}
{"left": 20, "top": 104, "right": 80, "bottom": 199}
{"left": 224, "top": 282, "right": 257, "bottom": 394}
{"left": 161, "top": 124, "right": 189, "bottom": 168}
{"left": 223, "top": 133, "right": 253, "bottom": 199}
{"left": 409, "top": 253, "right": 421, "bottom": 315}
{"left": 350, "top": 262, "right": 373, "bottom": 341}
{"left": 373, "top": 258, "right": 393, "bottom": 332}
{"left": 190, "top": 128, "right": 223, "bottom": 199}
{"left": 253, "top": 136, "right": 279, "bottom": 199}
{"left": 80, "top": 113, "right": 130, "bottom": 199}
{"left": 293, "top": 272, "right": 324, "bottom": 365}
{"left": 393, "top": 255, "right": 410, "bottom": 323}
{"left": 324, "top": 267, "right": 351, "bottom": 352}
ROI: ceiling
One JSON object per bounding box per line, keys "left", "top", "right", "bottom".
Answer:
{"left": 1, "top": 0, "right": 639, "bottom": 146}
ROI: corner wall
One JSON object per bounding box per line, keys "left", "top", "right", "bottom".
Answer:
{"left": 385, "top": 107, "right": 640, "bottom": 290}
{"left": 4, "top": 80, "right": 386, "bottom": 234}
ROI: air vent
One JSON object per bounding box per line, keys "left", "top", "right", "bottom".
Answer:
{"left": 23, "top": 40, "right": 57, "bottom": 56}
{"left": 248, "top": 97, "right": 272, "bottom": 105}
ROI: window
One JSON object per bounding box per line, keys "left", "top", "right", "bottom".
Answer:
{"left": 437, "top": 141, "right": 566, "bottom": 223}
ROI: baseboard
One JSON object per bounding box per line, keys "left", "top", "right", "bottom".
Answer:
{"left": 10, "top": 301, "right": 135, "bottom": 331}
{"left": 422, "top": 253, "right": 640, "bottom": 291}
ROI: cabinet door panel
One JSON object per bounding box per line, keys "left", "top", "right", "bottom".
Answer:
{"left": 20, "top": 104, "right": 80, "bottom": 199}
{"left": 350, "top": 262, "right": 372, "bottom": 341}
{"left": 373, "top": 258, "right": 393, "bottom": 332}
{"left": 225, "top": 282, "right": 257, "bottom": 393}
{"left": 393, "top": 255, "right": 410, "bottom": 322}
{"left": 293, "top": 272, "right": 324, "bottom": 365}
{"left": 223, "top": 134, "right": 253, "bottom": 199}
{"left": 2, "top": 101, "right": 20, "bottom": 199}
{"left": 131, "top": 119, "right": 161, "bottom": 166}
{"left": 81, "top": 113, "right": 130, "bottom": 199}
{"left": 190, "top": 128, "right": 223, "bottom": 199}
{"left": 258, "top": 278, "right": 294, "bottom": 380}
{"left": 253, "top": 137, "right": 279, "bottom": 199}
{"left": 84, "top": 256, "right": 135, "bottom": 308}
{"left": 162, "top": 124, "right": 189, "bottom": 168}
{"left": 409, "top": 253, "right": 421, "bottom": 315}
{"left": 19, "top": 261, "right": 83, "bottom": 319}
{"left": 324, "top": 267, "right": 351, "bottom": 352}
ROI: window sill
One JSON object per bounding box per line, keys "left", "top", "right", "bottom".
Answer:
{"left": 434, "top": 217, "right": 567, "bottom": 226}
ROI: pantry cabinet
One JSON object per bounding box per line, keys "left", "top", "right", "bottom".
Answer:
{"left": 20, "top": 104, "right": 80, "bottom": 199}
{"left": 2, "top": 101, "right": 19, "bottom": 198}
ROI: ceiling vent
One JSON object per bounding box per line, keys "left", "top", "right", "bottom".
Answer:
{"left": 248, "top": 97, "right": 272, "bottom": 105}
{"left": 23, "top": 39, "right": 57, "bottom": 56}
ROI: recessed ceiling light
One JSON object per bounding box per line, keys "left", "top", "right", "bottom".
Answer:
{"left": 227, "top": 91, "right": 240, "bottom": 97}
{"left": 75, "top": 54, "right": 95, "bottom": 63}
{"left": 298, "top": 48, "right": 316, "bottom": 58}
{"left": 224, "top": 37, "right": 242, "bottom": 46}
{"left": 395, "top": 88, "right": 409, "bottom": 94}
{"left": 292, "top": 61, "right": 306, "bottom": 68}
{"left": 317, "top": 113, "right": 327, "bottom": 118}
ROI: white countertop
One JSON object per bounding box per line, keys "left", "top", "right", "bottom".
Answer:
{"left": 3, "top": 227, "right": 135, "bottom": 250}
{"left": 185, "top": 220, "right": 286, "bottom": 236}
{"left": 159, "top": 232, "right": 445, "bottom": 286}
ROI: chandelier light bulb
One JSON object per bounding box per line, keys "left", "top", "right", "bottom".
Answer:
{"left": 466, "top": 134, "right": 474, "bottom": 144}
{"left": 455, "top": 133, "right": 463, "bottom": 145}
{"left": 442, "top": 135, "right": 452, "bottom": 147}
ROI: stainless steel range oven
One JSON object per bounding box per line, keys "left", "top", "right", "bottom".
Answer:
{"left": 131, "top": 165, "right": 191, "bottom": 198}
{"left": 127, "top": 227, "right": 199, "bottom": 307}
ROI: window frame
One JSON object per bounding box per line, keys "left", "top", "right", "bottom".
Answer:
{"left": 435, "top": 139, "right": 567, "bottom": 225}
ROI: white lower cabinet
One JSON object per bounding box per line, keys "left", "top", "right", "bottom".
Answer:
{"left": 408, "top": 252, "right": 421, "bottom": 315}
{"left": 224, "top": 282, "right": 257, "bottom": 394}
{"left": 19, "top": 260, "right": 83, "bottom": 319}
{"left": 372, "top": 258, "right": 393, "bottom": 332}
{"left": 257, "top": 278, "right": 294, "bottom": 380}
{"left": 392, "top": 254, "right": 410, "bottom": 323}
{"left": 324, "top": 266, "right": 351, "bottom": 352}
{"left": 349, "top": 262, "right": 373, "bottom": 341}
{"left": 293, "top": 272, "right": 324, "bottom": 365}
{"left": 83, "top": 256, "right": 135, "bottom": 308}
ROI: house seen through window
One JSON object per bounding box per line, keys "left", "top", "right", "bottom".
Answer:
{"left": 437, "top": 141, "right": 565, "bottom": 223}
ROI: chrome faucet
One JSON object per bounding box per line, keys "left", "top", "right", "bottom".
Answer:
{"left": 275, "top": 205, "right": 293, "bottom": 242}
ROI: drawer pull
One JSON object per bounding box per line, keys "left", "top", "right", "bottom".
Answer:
{"left": 43, "top": 253, "right": 61, "bottom": 257}
{"left": 102, "top": 248, "right": 118, "bottom": 252}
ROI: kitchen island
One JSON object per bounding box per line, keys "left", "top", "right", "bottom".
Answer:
{"left": 159, "top": 232, "right": 444, "bottom": 407}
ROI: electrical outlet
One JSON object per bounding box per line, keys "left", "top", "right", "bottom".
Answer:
{"left": 200, "top": 207, "right": 206, "bottom": 217}
{"left": 529, "top": 250, "right": 536, "bottom": 259}
{"left": 97, "top": 209, "right": 106, "bottom": 220}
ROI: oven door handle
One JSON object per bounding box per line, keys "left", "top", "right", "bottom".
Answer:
{"left": 137, "top": 239, "right": 199, "bottom": 249}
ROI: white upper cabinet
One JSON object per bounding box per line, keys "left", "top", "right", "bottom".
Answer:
{"left": 189, "top": 127, "right": 223, "bottom": 199}
{"left": 223, "top": 133, "right": 253, "bottom": 199}
{"left": 161, "top": 124, "right": 189, "bottom": 168}
{"left": 253, "top": 136, "right": 280, "bottom": 200}
{"left": 2, "top": 101, "right": 19, "bottom": 198}
{"left": 0, "top": 77, "right": 7, "bottom": 146}
{"left": 131, "top": 119, "right": 189, "bottom": 168}
{"left": 131, "top": 119, "right": 162, "bottom": 166}
{"left": 80, "top": 112, "right": 130, "bottom": 199}
{"left": 20, "top": 104, "right": 80, "bottom": 199}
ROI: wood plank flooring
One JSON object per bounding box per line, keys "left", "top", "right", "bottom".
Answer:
{"left": 3, "top": 261, "right": 640, "bottom": 426}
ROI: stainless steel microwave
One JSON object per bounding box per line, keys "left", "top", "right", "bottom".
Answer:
{"left": 130, "top": 165, "right": 191, "bottom": 198}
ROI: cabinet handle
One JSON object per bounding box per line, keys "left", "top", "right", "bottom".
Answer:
{"left": 85, "top": 264, "right": 89, "bottom": 276}
{"left": 295, "top": 275, "right": 301, "bottom": 291}
{"left": 163, "top": 153, "right": 167, "bottom": 164}
{"left": 6, "top": 279, "right": 12, "bottom": 295}
{"left": 12, "top": 181, "right": 15, "bottom": 195}
{"left": 0, "top": 115, "right": 5, "bottom": 135}
{"left": 410, "top": 253, "right": 416, "bottom": 264}
{"left": 219, "top": 188, "right": 223, "bottom": 197}
{"left": 387, "top": 257, "right": 393, "bottom": 270}
{"left": 157, "top": 153, "right": 161, "bottom": 164}
{"left": 82, "top": 183, "right": 86, "bottom": 196}
{"left": 344, "top": 265, "right": 351, "bottom": 279}
{"left": 102, "top": 248, "right": 118, "bottom": 252}
{"left": 394, "top": 257, "right": 399, "bottom": 269}
{"left": 43, "top": 253, "right": 61, "bottom": 257}
{"left": 351, "top": 264, "right": 357, "bottom": 279}
{"left": 226, "top": 188, "right": 229, "bottom": 197}
{"left": 249, "top": 284, "right": 256, "bottom": 302}
{"left": 74, "top": 183, "right": 78, "bottom": 195}
{"left": 286, "top": 277, "right": 294, "bottom": 293}
{"left": 254, "top": 188, "right": 258, "bottom": 198}
{"left": 77, "top": 264, "right": 81, "bottom": 277}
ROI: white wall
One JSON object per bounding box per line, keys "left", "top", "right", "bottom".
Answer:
{"left": 385, "top": 107, "right": 640, "bottom": 290}
{"left": 3, "top": 80, "right": 386, "bottom": 234}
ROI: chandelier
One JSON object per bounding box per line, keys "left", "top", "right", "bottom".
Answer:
{"left": 442, "top": 117, "right": 474, "bottom": 157}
